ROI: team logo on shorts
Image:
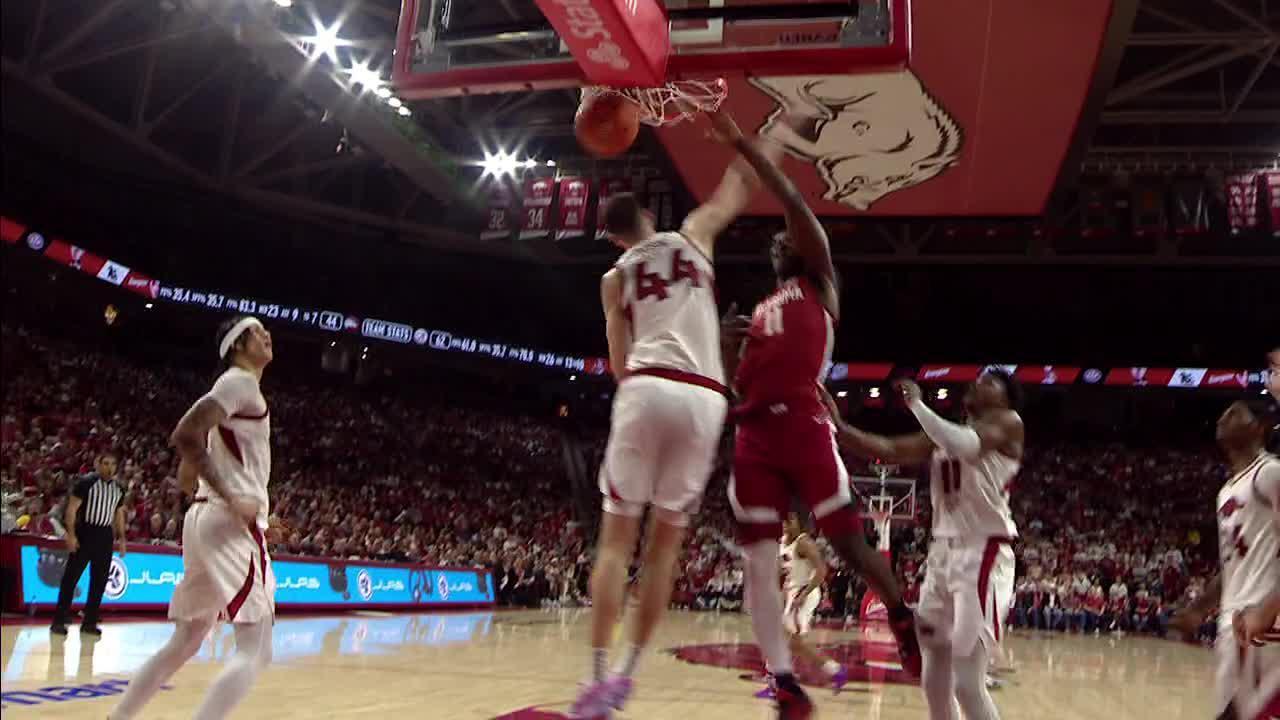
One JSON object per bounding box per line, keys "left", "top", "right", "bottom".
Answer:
{"left": 437, "top": 573, "right": 450, "bottom": 601}
{"left": 356, "top": 570, "right": 373, "bottom": 600}
{"left": 105, "top": 556, "right": 129, "bottom": 599}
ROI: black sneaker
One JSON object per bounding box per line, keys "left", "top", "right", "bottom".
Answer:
{"left": 50, "top": 623, "right": 69, "bottom": 636}
{"left": 79, "top": 624, "right": 103, "bottom": 637}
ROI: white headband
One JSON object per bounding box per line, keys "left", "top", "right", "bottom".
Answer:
{"left": 219, "top": 317, "right": 264, "bottom": 359}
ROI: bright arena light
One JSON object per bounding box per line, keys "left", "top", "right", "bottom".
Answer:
{"left": 345, "top": 58, "right": 385, "bottom": 91}
{"left": 524, "top": 159, "right": 537, "bottom": 168}
{"left": 374, "top": 86, "right": 392, "bottom": 99}
{"left": 869, "top": 387, "right": 881, "bottom": 398}
{"left": 303, "top": 17, "right": 345, "bottom": 63}
{"left": 387, "top": 97, "right": 404, "bottom": 109}
{"left": 272, "top": 0, "right": 293, "bottom": 7}
{"left": 545, "top": 160, "right": 557, "bottom": 167}
{"left": 937, "top": 388, "right": 949, "bottom": 400}
{"left": 482, "top": 151, "right": 521, "bottom": 177}
{"left": 836, "top": 390, "right": 848, "bottom": 398}
{"left": 397, "top": 106, "right": 411, "bottom": 117}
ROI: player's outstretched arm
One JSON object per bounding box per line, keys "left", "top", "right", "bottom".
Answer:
{"left": 679, "top": 119, "right": 768, "bottom": 260}
{"left": 896, "top": 380, "right": 1024, "bottom": 461}
{"left": 709, "top": 111, "right": 838, "bottom": 314}
{"left": 601, "top": 268, "right": 631, "bottom": 382}
{"left": 818, "top": 384, "right": 934, "bottom": 464}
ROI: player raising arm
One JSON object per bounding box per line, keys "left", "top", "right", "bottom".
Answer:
{"left": 570, "top": 118, "right": 765, "bottom": 719}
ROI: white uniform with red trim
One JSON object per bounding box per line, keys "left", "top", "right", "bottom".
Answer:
{"left": 169, "top": 367, "right": 276, "bottom": 624}
{"left": 598, "top": 232, "right": 728, "bottom": 519}
{"left": 781, "top": 534, "right": 821, "bottom": 635}
{"left": 1213, "top": 453, "right": 1280, "bottom": 720}
{"left": 917, "top": 445, "right": 1019, "bottom": 656}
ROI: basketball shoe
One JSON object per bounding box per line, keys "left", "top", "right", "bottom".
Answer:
{"left": 774, "top": 673, "right": 814, "bottom": 719}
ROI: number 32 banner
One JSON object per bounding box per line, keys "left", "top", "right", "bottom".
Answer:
{"left": 520, "top": 177, "right": 556, "bottom": 240}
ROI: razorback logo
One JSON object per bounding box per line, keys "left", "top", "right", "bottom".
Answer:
{"left": 750, "top": 71, "right": 963, "bottom": 210}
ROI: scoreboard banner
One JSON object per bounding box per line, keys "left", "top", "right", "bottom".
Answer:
{"left": 2, "top": 214, "right": 1269, "bottom": 391}
{"left": 7, "top": 537, "right": 493, "bottom": 612}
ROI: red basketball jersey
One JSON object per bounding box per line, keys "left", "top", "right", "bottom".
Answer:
{"left": 734, "top": 276, "right": 834, "bottom": 415}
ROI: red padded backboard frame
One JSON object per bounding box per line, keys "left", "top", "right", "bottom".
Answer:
{"left": 392, "top": 0, "right": 911, "bottom": 99}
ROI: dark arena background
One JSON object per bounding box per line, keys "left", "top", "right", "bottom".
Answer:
{"left": 1, "top": 1, "right": 1277, "bottom": 718}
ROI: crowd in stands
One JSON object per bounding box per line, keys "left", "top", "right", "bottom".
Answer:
{"left": 0, "top": 321, "right": 1222, "bottom": 642}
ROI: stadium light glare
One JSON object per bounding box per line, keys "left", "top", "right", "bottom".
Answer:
{"left": 869, "top": 387, "right": 881, "bottom": 398}
{"left": 546, "top": 160, "right": 557, "bottom": 167}
{"left": 836, "top": 390, "right": 848, "bottom": 398}
{"left": 937, "top": 388, "right": 948, "bottom": 400}
{"left": 397, "top": 106, "right": 411, "bottom": 117}
{"left": 482, "top": 151, "right": 520, "bottom": 177}
{"left": 374, "top": 86, "right": 392, "bottom": 99}
{"left": 303, "top": 17, "right": 345, "bottom": 64}
{"left": 387, "top": 97, "right": 404, "bottom": 109}
{"left": 345, "top": 58, "right": 385, "bottom": 91}
{"left": 524, "top": 159, "right": 537, "bottom": 168}
{"left": 273, "top": 0, "right": 293, "bottom": 7}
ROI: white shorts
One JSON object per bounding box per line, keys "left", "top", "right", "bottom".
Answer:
{"left": 169, "top": 501, "right": 275, "bottom": 624}
{"left": 917, "top": 537, "right": 1015, "bottom": 657}
{"left": 784, "top": 587, "right": 821, "bottom": 636}
{"left": 1214, "top": 622, "right": 1280, "bottom": 719}
{"left": 598, "top": 374, "right": 728, "bottom": 523}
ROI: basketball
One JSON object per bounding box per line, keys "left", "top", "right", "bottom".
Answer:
{"left": 575, "top": 92, "right": 641, "bottom": 158}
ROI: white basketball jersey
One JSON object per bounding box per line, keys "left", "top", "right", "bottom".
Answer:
{"left": 615, "top": 232, "right": 724, "bottom": 384}
{"left": 929, "top": 444, "right": 1020, "bottom": 539}
{"left": 201, "top": 367, "right": 272, "bottom": 529}
{"left": 780, "top": 535, "right": 815, "bottom": 593}
{"left": 1216, "top": 453, "right": 1280, "bottom": 630}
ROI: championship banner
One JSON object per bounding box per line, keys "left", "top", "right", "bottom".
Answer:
{"left": 555, "top": 176, "right": 590, "bottom": 241}
{"left": 1226, "top": 172, "right": 1261, "bottom": 231}
{"left": 647, "top": 178, "right": 675, "bottom": 231}
{"left": 480, "top": 188, "right": 514, "bottom": 241}
{"left": 519, "top": 176, "right": 555, "bottom": 240}
{"left": 1264, "top": 170, "right": 1280, "bottom": 234}
{"left": 595, "top": 178, "right": 632, "bottom": 239}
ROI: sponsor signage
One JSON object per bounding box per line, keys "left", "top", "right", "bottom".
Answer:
{"left": 18, "top": 544, "right": 493, "bottom": 609}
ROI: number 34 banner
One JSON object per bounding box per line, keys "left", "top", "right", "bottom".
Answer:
{"left": 520, "top": 177, "right": 556, "bottom": 240}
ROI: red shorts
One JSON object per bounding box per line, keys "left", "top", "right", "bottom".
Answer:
{"left": 729, "top": 401, "right": 858, "bottom": 544}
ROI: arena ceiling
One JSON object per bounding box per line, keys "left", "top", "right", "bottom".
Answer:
{"left": 2, "top": 0, "right": 1277, "bottom": 265}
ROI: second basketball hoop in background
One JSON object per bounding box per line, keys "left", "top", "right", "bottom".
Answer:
{"left": 575, "top": 92, "right": 642, "bottom": 158}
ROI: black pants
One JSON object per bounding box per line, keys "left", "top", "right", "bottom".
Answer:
{"left": 52, "top": 526, "right": 114, "bottom": 626}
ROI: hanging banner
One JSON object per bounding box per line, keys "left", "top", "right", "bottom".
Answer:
{"left": 1264, "top": 170, "right": 1280, "bottom": 235}
{"left": 519, "top": 177, "right": 555, "bottom": 240}
{"left": 480, "top": 188, "right": 514, "bottom": 241}
{"left": 1226, "top": 172, "right": 1260, "bottom": 231}
{"left": 595, "top": 178, "right": 632, "bottom": 239}
{"left": 555, "top": 177, "right": 590, "bottom": 241}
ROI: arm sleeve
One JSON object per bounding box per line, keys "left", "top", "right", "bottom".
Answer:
{"left": 204, "top": 370, "right": 257, "bottom": 417}
{"left": 906, "top": 398, "right": 981, "bottom": 461}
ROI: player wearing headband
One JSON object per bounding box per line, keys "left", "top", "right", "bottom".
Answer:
{"left": 111, "top": 315, "right": 276, "bottom": 720}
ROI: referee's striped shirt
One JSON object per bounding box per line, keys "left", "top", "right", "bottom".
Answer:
{"left": 73, "top": 473, "right": 124, "bottom": 528}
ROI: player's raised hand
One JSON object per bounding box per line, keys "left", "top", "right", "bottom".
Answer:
{"left": 706, "top": 109, "right": 745, "bottom": 145}
{"left": 894, "top": 379, "right": 923, "bottom": 405}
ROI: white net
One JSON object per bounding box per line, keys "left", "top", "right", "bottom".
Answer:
{"left": 581, "top": 78, "right": 728, "bottom": 127}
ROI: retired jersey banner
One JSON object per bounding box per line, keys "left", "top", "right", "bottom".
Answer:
{"left": 480, "top": 189, "right": 514, "bottom": 241}
{"left": 555, "top": 177, "right": 590, "bottom": 241}
{"left": 1226, "top": 172, "right": 1261, "bottom": 231}
{"left": 519, "top": 177, "right": 555, "bottom": 240}
{"left": 595, "top": 178, "right": 632, "bottom": 239}
{"left": 1264, "top": 170, "right": 1280, "bottom": 234}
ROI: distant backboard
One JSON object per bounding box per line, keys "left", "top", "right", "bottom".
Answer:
{"left": 393, "top": 0, "right": 909, "bottom": 98}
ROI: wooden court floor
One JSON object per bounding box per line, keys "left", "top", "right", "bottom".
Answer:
{"left": 1, "top": 608, "right": 1216, "bottom": 718}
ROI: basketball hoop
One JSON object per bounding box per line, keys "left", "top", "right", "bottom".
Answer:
{"left": 580, "top": 78, "right": 728, "bottom": 127}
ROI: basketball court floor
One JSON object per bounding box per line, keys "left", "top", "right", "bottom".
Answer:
{"left": 1, "top": 609, "right": 1215, "bottom": 718}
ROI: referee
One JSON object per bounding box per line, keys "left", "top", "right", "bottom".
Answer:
{"left": 50, "top": 450, "right": 128, "bottom": 637}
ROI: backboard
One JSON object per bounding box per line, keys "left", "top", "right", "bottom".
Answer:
{"left": 393, "top": 0, "right": 909, "bottom": 98}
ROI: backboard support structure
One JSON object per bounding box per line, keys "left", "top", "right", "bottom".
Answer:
{"left": 851, "top": 464, "right": 916, "bottom": 553}
{"left": 392, "top": 0, "right": 910, "bottom": 99}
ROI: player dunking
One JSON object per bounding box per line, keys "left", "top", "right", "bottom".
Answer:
{"left": 569, "top": 128, "right": 764, "bottom": 718}
{"left": 709, "top": 111, "right": 920, "bottom": 718}
{"left": 822, "top": 370, "right": 1024, "bottom": 720}
{"left": 1170, "top": 397, "right": 1279, "bottom": 720}
{"left": 780, "top": 513, "right": 849, "bottom": 691}
{"left": 110, "top": 316, "right": 275, "bottom": 720}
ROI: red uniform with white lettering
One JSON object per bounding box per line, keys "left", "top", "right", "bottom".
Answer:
{"left": 730, "top": 276, "right": 852, "bottom": 543}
